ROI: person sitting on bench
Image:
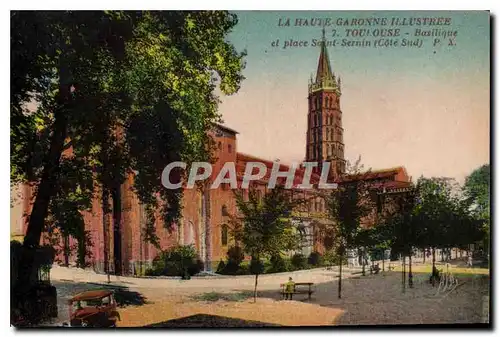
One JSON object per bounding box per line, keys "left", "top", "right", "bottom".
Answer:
{"left": 285, "top": 277, "right": 295, "bottom": 300}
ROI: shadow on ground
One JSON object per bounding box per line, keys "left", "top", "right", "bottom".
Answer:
{"left": 232, "top": 271, "right": 489, "bottom": 325}
{"left": 144, "top": 314, "right": 281, "bottom": 327}
{"left": 52, "top": 280, "right": 148, "bottom": 308}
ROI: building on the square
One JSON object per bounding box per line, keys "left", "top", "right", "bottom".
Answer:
{"left": 11, "top": 31, "right": 413, "bottom": 275}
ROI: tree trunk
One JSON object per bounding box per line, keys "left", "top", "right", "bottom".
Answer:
{"left": 432, "top": 248, "right": 436, "bottom": 270}
{"left": 440, "top": 249, "right": 444, "bottom": 262}
{"left": 16, "top": 67, "right": 71, "bottom": 294}
{"left": 382, "top": 251, "right": 385, "bottom": 272}
{"left": 361, "top": 247, "right": 366, "bottom": 276}
{"left": 253, "top": 273, "right": 259, "bottom": 303}
{"left": 63, "top": 234, "right": 69, "bottom": 267}
{"left": 338, "top": 252, "right": 343, "bottom": 299}
{"left": 112, "top": 184, "right": 122, "bottom": 276}
{"left": 408, "top": 252, "right": 413, "bottom": 288}
{"left": 402, "top": 255, "right": 406, "bottom": 293}
{"left": 423, "top": 249, "right": 426, "bottom": 263}
{"left": 102, "top": 187, "right": 111, "bottom": 283}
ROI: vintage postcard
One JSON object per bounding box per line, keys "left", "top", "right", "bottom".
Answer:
{"left": 10, "top": 10, "right": 490, "bottom": 328}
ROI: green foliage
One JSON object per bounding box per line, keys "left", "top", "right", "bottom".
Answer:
{"left": 216, "top": 260, "right": 226, "bottom": 273}
{"left": 463, "top": 164, "right": 490, "bottom": 222}
{"left": 412, "top": 177, "right": 483, "bottom": 251}
{"left": 307, "top": 251, "right": 323, "bottom": 266}
{"left": 11, "top": 11, "right": 246, "bottom": 286}
{"left": 269, "top": 254, "right": 290, "bottom": 273}
{"left": 249, "top": 257, "right": 265, "bottom": 275}
{"left": 463, "top": 164, "right": 490, "bottom": 258}
{"left": 192, "top": 291, "right": 253, "bottom": 302}
{"left": 229, "top": 187, "right": 303, "bottom": 261}
{"left": 146, "top": 245, "right": 202, "bottom": 277}
{"left": 227, "top": 246, "right": 245, "bottom": 265}
{"left": 325, "top": 157, "right": 373, "bottom": 254}
{"left": 291, "top": 253, "right": 308, "bottom": 270}
{"left": 220, "top": 246, "right": 245, "bottom": 275}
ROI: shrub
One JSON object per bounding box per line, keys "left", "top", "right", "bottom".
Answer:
{"left": 145, "top": 245, "right": 202, "bottom": 277}
{"left": 235, "top": 261, "right": 250, "bottom": 275}
{"left": 249, "top": 257, "right": 265, "bottom": 275}
{"left": 220, "top": 246, "right": 245, "bottom": 275}
{"left": 323, "top": 249, "right": 347, "bottom": 266}
{"left": 308, "top": 252, "right": 322, "bottom": 266}
{"left": 269, "top": 254, "right": 289, "bottom": 273}
{"left": 291, "top": 253, "right": 307, "bottom": 270}
{"left": 216, "top": 260, "right": 226, "bottom": 273}
{"left": 227, "top": 246, "right": 244, "bottom": 265}
{"left": 187, "top": 259, "right": 204, "bottom": 276}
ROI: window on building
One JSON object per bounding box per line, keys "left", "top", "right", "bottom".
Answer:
{"left": 222, "top": 205, "right": 229, "bottom": 216}
{"left": 255, "top": 189, "right": 263, "bottom": 202}
{"left": 228, "top": 144, "right": 232, "bottom": 153}
{"left": 221, "top": 224, "right": 228, "bottom": 246}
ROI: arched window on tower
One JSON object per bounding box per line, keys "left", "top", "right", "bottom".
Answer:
{"left": 326, "top": 129, "right": 329, "bottom": 142}
{"left": 331, "top": 129, "right": 334, "bottom": 141}
{"left": 325, "top": 97, "right": 329, "bottom": 109}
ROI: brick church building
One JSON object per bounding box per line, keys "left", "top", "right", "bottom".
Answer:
{"left": 10, "top": 33, "right": 412, "bottom": 275}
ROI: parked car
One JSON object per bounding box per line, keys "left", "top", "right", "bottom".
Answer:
{"left": 68, "top": 290, "right": 120, "bottom": 327}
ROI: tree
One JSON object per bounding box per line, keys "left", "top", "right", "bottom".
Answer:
{"left": 11, "top": 10, "right": 246, "bottom": 316}
{"left": 229, "top": 187, "right": 302, "bottom": 302}
{"left": 463, "top": 164, "right": 490, "bottom": 259}
{"left": 463, "top": 164, "right": 490, "bottom": 222}
{"left": 12, "top": 11, "right": 136, "bottom": 296}
{"left": 325, "top": 157, "right": 373, "bottom": 298}
{"left": 354, "top": 227, "right": 375, "bottom": 276}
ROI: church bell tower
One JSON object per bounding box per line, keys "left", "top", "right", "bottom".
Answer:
{"left": 305, "top": 28, "right": 346, "bottom": 181}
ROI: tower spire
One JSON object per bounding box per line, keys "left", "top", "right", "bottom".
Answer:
{"left": 315, "top": 29, "right": 334, "bottom": 87}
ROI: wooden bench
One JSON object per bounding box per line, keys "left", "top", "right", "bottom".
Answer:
{"left": 280, "top": 282, "right": 315, "bottom": 300}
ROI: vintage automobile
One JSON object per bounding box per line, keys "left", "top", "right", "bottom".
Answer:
{"left": 68, "top": 290, "right": 120, "bottom": 327}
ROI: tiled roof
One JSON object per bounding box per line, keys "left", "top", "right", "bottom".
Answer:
{"left": 214, "top": 123, "right": 239, "bottom": 135}
{"left": 340, "top": 166, "right": 408, "bottom": 183}
{"left": 236, "top": 153, "right": 322, "bottom": 188}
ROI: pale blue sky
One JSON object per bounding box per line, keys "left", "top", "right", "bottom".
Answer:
{"left": 218, "top": 11, "right": 490, "bottom": 183}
